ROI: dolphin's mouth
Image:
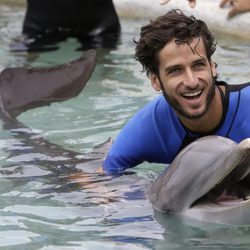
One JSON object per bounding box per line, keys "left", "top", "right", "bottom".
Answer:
{"left": 192, "top": 152, "right": 250, "bottom": 208}
{"left": 148, "top": 136, "right": 250, "bottom": 225}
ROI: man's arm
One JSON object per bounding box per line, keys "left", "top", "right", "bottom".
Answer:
{"left": 95, "top": 99, "right": 163, "bottom": 175}
{"left": 95, "top": 115, "right": 147, "bottom": 175}
{"left": 220, "top": 0, "right": 250, "bottom": 18}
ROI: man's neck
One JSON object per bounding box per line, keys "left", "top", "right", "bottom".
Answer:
{"left": 179, "top": 85, "right": 225, "bottom": 133}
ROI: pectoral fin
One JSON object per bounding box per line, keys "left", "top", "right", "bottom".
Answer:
{"left": 0, "top": 49, "right": 96, "bottom": 119}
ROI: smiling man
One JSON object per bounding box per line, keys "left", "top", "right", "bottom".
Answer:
{"left": 98, "top": 9, "right": 250, "bottom": 175}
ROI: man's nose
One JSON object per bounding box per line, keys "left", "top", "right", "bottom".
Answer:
{"left": 183, "top": 69, "right": 198, "bottom": 89}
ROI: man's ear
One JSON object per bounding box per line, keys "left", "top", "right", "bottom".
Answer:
{"left": 210, "top": 61, "right": 217, "bottom": 77}
{"left": 151, "top": 74, "right": 162, "bottom": 92}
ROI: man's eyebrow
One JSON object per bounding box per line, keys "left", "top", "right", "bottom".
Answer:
{"left": 194, "top": 58, "right": 207, "bottom": 64}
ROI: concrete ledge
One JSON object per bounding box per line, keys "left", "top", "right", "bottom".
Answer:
{"left": 113, "top": 0, "right": 250, "bottom": 40}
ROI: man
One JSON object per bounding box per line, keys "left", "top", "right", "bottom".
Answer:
{"left": 97, "top": 9, "right": 250, "bottom": 174}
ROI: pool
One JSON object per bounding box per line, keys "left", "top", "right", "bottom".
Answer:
{"left": 1, "top": 3, "right": 250, "bottom": 250}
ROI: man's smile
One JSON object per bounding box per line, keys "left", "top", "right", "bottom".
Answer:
{"left": 181, "top": 89, "right": 202, "bottom": 98}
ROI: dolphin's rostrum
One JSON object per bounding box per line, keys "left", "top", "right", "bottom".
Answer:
{"left": 148, "top": 136, "right": 250, "bottom": 225}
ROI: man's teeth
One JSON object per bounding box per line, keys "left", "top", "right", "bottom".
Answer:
{"left": 182, "top": 90, "right": 202, "bottom": 97}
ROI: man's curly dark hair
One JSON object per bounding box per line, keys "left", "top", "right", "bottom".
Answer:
{"left": 134, "top": 9, "right": 217, "bottom": 77}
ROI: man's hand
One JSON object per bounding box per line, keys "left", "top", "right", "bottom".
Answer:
{"left": 160, "top": 0, "right": 196, "bottom": 8}
{"left": 220, "top": 0, "right": 250, "bottom": 18}
{"left": 96, "top": 166, "right": 105, "bottom": 174}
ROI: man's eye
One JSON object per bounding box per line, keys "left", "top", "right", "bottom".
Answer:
{"left": 194, "top": 62, "right": 206, "bottom": 69}
{"left": 168, "top": 68, "right": 181, "bottom": 75}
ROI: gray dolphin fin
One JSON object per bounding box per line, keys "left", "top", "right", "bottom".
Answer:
{"left": 0, "top": 49, "right": 96, "bottom": 119}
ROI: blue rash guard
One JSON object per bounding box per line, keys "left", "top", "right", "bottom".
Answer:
{"left": 103, "top": 81, "right": 250, "bottom": 174}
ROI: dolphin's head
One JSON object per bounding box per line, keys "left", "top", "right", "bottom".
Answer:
{"left": 148, "top": 136, "right": 250, "bottom": 224}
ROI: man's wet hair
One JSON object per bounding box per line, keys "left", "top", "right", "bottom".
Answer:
{"left": 134, "top": 9, "right": 216, "bottom": 77}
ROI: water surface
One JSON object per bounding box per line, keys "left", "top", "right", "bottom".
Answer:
{"left": 1, "top": 4, "right": 250, "bottom": 250}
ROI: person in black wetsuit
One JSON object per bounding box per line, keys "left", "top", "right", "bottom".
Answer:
{"left": 11, "top": 0, "right": 121, "bottom": 51}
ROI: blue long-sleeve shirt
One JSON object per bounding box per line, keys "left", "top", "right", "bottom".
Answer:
{"left": 103, "top": 81, "right": 250, "bottom": 174}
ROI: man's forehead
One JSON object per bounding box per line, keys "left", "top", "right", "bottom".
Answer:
{"left": 160, "top": 36, "right": 207, "bottom": 56}
{"left": 171, "top": 36, "right": 204, "bottom": 48}
{"left": 158, "top": 37, "right": 209, "bottom": 68}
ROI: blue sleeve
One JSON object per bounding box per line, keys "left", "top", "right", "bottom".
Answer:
{"left": 102, "top": 96, "right": 185, "bottom": 174}
{"left": 102, "top": 107, "right": 148, "bottom": 174}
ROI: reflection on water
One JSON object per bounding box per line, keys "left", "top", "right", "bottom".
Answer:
{"left": 1, "top": 3, "right": 250, "bottom": 249}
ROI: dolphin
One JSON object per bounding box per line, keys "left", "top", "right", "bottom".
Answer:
{"left": 0, "top": 49, "right": 96, "bottom": 121}
{"left": 0, "top": 48, "right": 112, "bottom": 176}
{"left": 148, "top": 136, "right": 250, "bottom": 225}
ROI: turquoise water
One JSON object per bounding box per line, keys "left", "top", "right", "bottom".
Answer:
{"left": 1, "top": 4, "right": 250, "bottom": 250}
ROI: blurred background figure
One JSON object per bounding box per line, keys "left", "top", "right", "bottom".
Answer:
{"left": 220, "top": 0, "right": 250, "bottom": 18}
{"left": 11, "top": 0, "right": 121, "bottom": 51}
{"left": 161, "top": 0, "right": 250, "bottom": 19}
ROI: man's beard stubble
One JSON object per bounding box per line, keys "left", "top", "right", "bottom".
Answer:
{"left": 159, "top": 77, "right": 216, "bottom": 120}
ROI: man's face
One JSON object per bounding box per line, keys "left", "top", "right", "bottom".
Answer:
{"left": 151, "top": 37, "right": 217, "bottom": 120}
